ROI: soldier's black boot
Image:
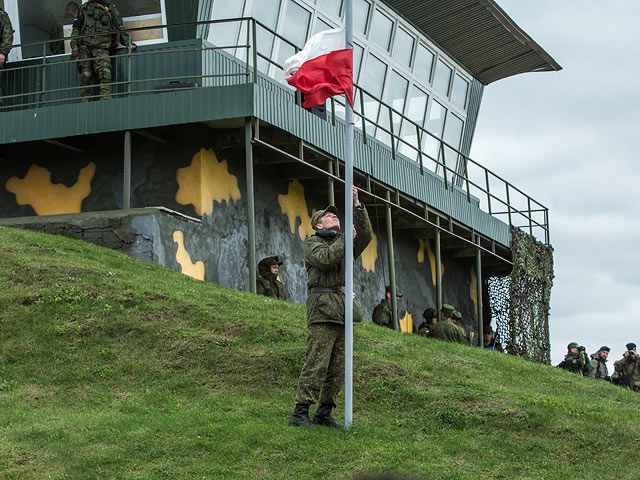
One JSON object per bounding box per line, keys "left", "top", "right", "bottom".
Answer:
{"left": 312, "top": 403, "right": 342, "bottom": 427}
{"left": 288, "top": 404, "right": 313, "bottom": 426}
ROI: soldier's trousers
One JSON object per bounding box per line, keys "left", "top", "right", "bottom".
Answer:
{"left": 77, "top": 45, "right": 113, "bottom": 100}
{"left": 295, "top": 323, "right": 345, "bottom": 407}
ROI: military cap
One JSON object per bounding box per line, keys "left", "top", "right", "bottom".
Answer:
{"left": 258, "top": 255, "right": 283, "bottom": 268}
{"left": 452, "top": 310, "right": 462, "bottom": 321}
{"left": 385, "top": 285, "right": 403, "bottom": 297}
{"left": 567, "top": 342, "right": 579, "bottom": 350}
{"left": 626, "top": 343, "right": 636, "bottom": 351}
{"left": 311, "top": 205, "right": 339, "bottom": 230}
{"left": 598, "top": 346, "right": 610, "bottom": 352}
{"left": 423, "top": 307, "right": 437, "bottom": 319}
{"left": 441, "top": 304, "right": 455, "bottom": 317}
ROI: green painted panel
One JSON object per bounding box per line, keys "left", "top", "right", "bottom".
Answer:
{"left": 165, "top": 0, "right": 200, "bottom": 41}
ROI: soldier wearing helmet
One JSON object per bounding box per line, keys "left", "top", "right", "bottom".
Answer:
{"left": 557, "top": 341, "right": 587, "bottom": 374}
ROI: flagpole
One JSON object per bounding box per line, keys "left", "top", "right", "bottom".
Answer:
{"left": 344, "top": 0, "right": 354, "bottom": 430}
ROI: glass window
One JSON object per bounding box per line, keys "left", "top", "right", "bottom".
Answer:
{"left": 423, "top": 100, "right": 446, "bottom": 167}
{"left": 393, "top": 28, "right": 414, "bottom": 68}
{"left": 376, "top": 70, "right": 407, "bottom": 145}
{"left": 317, "top": 0, "right": 341, "bottom": 18}
{"left": 353, "top": 0, "right": 369, "bottom": 35}
{"left": 17, "top": 0, "right": 79, "bottom": 58}
{"left": 442, "top": 113, "right": 464, "bottom": 177}
{"left": 279, "top": 1, "right": 310, "bottom": 48}
{"left": 209, "top": 0, "right": 246, "bottom": 54}
{"left": 398, "top": 86, "right": 428, "bottom": 161}
{"left": 311, "top": 17, "right": 332, "bottom": 36}
{"left": 353, "top": 43, "right": 364, "bottom": 82}
{"left": 359, "top": 53, "right": 386, "bottom": 135}
{"left": 369, "top": 9, "right": 393, "bottom": 51}
{"left": 433, "top": 59, "right": 452, "bottom": 97}
{"left": 251, "top": 0, "right": 281, "bottom": 73}
{"left": 451, "top": 73, "right": 469, "bottom": 110}
{"left": 405, "top": 85, "right": 428, "bottom": 124}
{"left": 104, "top": 0, "right": 166, "bottom": 45}
{"left": 414, "top": 44, "right": 434, "bottom": 86}
{"left": 273, "top": 1, "right": 310, "bottom": 84}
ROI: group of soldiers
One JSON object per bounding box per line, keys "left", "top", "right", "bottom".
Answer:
{"left": 559, "top": 341, "right": 640, "bottom": 391}
{"left": 0, "top": 1, "right": 134, "bottom": 103}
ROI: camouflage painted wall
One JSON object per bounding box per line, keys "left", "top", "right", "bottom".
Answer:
{"left": 0, "top": 124, "right": 480, "bottom": 339}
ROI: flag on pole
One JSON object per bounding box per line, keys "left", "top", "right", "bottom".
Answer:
{"left": 283, "top": 28, "right": 353, "bottom": 109}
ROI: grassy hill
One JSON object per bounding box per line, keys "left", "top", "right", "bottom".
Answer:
{"left": 1, "top": 226, "right": 639, "bottom": 480}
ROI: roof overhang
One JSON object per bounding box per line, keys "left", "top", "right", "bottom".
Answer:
{"left": 381, "top": 0, "right": 562, "bottom": 84}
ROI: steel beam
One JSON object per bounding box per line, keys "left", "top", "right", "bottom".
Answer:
{"left": 476, "top": 234, "right": 484, "bottom": 347}
{"left": 123, "top": 131, "right": 131, "bottom": 209}
{"left": 435, "top": 216, "right": 442, "bottom": 314}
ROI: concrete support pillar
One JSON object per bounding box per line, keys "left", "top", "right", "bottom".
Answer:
{"left": 123, "top": 131, "right": 131, "bottom": 209}
{"left": 476, "top": 234, "right": 484, "bottom": 347}
{"left": 435, "top": 216, "right": 442, "bottom": 314}
{"left": 385, "top": 191, "right": 399, "bottom": 331}
{"left": 245, "top": 118, "right": 257, "bottom": 294}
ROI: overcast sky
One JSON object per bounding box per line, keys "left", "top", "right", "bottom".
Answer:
{"left": 470, "top": 0, "right": 640, "bottom": 366}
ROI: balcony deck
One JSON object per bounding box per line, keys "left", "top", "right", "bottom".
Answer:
{"left": 0, "top": 28, "right": 548, "bottom": 254}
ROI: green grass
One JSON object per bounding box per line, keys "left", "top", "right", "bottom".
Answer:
{"left": 0, "top": 225, "right": 638, "bottom": 480}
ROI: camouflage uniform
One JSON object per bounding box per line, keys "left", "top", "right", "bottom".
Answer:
{"left": 372, "top": 299, "right": 393, "bottom": 329}
{"left": 428, "top": 320, "right": 467, "bottom": 345}
{"left": 0, "top": 8, "right": 14, "bottom": 102}
{"left": 256, "top": 256, "right": 287, "bottom": 300}
{"left": 612, "top": 354, "right": 640, "bottom": 390}
{"left": 588, "top": 351, "right": 609, "bottom": 380}
{"left": 71, "top": 0, "right": 131, "bottom": 100}
{"left": 294, "top": 204, "right": 372, "bottom": 407}
{"left": 558, "top": 342, "right": 587, "bottom": 374}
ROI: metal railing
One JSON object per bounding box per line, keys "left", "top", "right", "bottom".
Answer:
{"left": 0, "top": 17, "right": 549, "bottom": 244}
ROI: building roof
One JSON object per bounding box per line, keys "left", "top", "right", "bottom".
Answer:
{"left": 382, "top": 0, "right": 562, "bottom": 84}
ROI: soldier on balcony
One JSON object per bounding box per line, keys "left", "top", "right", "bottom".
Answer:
{"left": 70, "top": 0, "right": 136, "bottom": 101}
{"left": 0, "top": 6, "right": 14, "bottom": 103}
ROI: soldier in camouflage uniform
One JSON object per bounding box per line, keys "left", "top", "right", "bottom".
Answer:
{"left": 289, "top": 186, "right": 372, "bottom": 427}
{"left": 372, "top": 285, "right": 402, "bottom": 330}
{"left": 452, "top": 310, "right": 474, "bottom": 345}
{"left": 256, "top": 255, "right": 288, "bottom": 301}
{"left": 557, "top": 342, "right": 587, "bottom": 374}
{"left": 587, "top": 346, "right": 610, "bottom": 380}
{"left": 417, "top": 307, "right": 437, "bottom": 336}
{"left": 428, "top": 304, "right": 467, "bottom": 345}
{"left": 71, "top": 0, "right": 136, "bottom": 100}
{"left": 612, "top": 343, "right": 640, "bottom": 390}
{"left": 0, "top": 7, "right": 14, "bottom": 103}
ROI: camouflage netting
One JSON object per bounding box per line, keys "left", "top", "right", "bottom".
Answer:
{"left": 488, "top": 227, "right": 554, "bottom": 364}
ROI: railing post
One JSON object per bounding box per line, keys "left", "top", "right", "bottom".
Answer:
{"left": 127, "top": 42, "right": 132, "bottom": 95}
{"left": 41, "top": 43, "right": 47, "bottom": 105}
{"left": 327, "top": 160, "right": 335, "bottom": 205}
{"left": 505, "top": 183, "right": 512, "bottom": 227}
{"left": 464, "top": 156, "right": 471, "bottom": 203}
{"left": 251, "top": 20, "right": 258, "bottom": 84}
{"left": 545, "top": 208, "right": 550, "bottom": 244}
{"left": 485, "top": 169, "right": 492, "bottom": 214}
{"left": 330, "top": 97, "right": 336, "bottom": 126}
{"left": 527, "top": 197, "right": 533, "bottom": 235}
{"left": 439, "top": 142, "right": 448, "bottom": 190}
{"left": 416, "top": 124, "right": 424, "bottom": 175}
{"left": 245, "top": 18, "right": 251, "bottom": 81}
{"left": 388, "top": 107, "right": 396, "bottom": 159}
{"left": 359, "top": 88, "right": 367, "bottom": 144}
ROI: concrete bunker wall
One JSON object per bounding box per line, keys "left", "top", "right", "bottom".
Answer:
{"left": 0, "top": 124, "right": 482, "bottom": 337}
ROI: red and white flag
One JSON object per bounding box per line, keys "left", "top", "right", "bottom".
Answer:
{"left": 284, "top": 28, "right": 353, "bottom": 109}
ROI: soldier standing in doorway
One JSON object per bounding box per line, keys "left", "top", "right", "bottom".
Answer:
{"left": 71, "top": 0, "right": 136, "bottom": 100}
{"left": 289, "top": 186, "right": 372, "bottom": 427}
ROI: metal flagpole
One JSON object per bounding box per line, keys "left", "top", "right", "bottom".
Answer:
{"left": 344, "top": 0, "right": 354, "bottom": 429}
